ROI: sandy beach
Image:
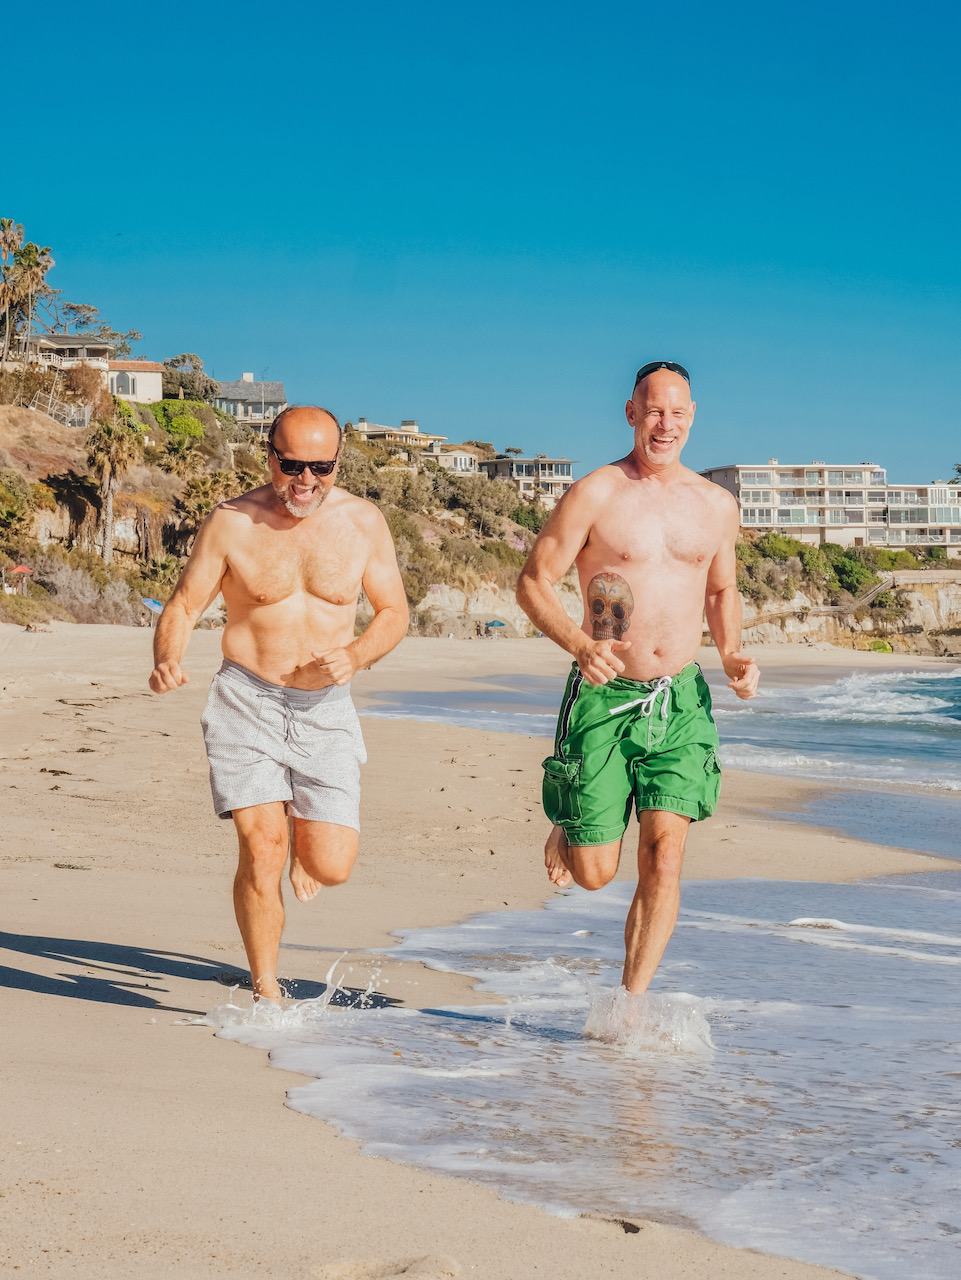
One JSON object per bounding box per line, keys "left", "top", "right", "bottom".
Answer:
{"left": 1, "top": 625, "right": 955, "bottom": 1279}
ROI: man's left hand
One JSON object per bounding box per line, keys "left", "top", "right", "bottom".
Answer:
{"left": 722, "top": 652, "right": 760, "bottom": 700}
{"left": 311, "top": 647, "right": 357, "bottom": 687}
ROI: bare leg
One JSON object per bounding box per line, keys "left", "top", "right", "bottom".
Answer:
{"left": 289, "top": 811, "right": 322, "bottom": 902}
{"left": 232, "top": 803, "right": 290, "bottom": 1001}
{"left": 233, "top": 809, "right": 360, "bottom": 998}
{"left": 552, "top": 836, "right": 624, "bottom": 892}
{"left": 622, "top": 810, "right": 691, "bottom": 995}
{"left": 289, "top": 817, "right": 358, "bottom": 897}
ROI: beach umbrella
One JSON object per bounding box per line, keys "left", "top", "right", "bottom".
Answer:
{"left": 486, "top": 619, "right": 507, "bottom": 626}
{"left": 141, "top": 597, "right": 164, "bottom": 614}
{"left": 11, "top": 566, "right": 33, "bottom": 573}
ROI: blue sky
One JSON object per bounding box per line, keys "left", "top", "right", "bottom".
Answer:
{"left": 5, "top": 0, "right": 959, "bottom": 480}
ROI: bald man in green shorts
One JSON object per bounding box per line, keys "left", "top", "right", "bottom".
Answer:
{"left": 517, "top": 362, "right": 759, "bottom": 997}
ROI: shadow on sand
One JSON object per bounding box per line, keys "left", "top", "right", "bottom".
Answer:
{"left": 0, "top": 932, "right": 400, "bottom": 1016}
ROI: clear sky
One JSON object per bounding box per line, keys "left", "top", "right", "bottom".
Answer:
{"left": 5, "top": 0, "right": 959, "bottom": 481}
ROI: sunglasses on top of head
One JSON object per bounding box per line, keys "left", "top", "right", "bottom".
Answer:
{"left": 269, "top": 441, "right": 339, "bottom": 477}
{"left": 634, "top": 360, "right": 691, "bottom": 387}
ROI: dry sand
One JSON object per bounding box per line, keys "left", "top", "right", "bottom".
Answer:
{"left": 1, "top": 626, "right": 955, "bottom": 1279}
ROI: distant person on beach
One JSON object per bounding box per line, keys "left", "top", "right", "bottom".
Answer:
{"left": 516, "top": 361, "right": 759, "bottom": 998}
{"left": 148, "top": 406, "right": 409, "bottom": 1002}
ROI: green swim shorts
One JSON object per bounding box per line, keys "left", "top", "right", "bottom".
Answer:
{"left": 542, "top": 662, "right": 721, "bottom": 845}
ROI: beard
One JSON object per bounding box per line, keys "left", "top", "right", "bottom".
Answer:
{"left": 273, "top": 479, "right": 329, "bottom": 518}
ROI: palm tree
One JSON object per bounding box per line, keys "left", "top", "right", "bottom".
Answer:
{"left": 0, "top": 219, "right": 24, "bottom": 366}
{"left": 86, "top": 419, "right": 143, "bottom": 564}
{"left": 160, "top": 436, "right": 205, "bottom": 479}
{"left": 16, "top": 242, "right": 55, "bottom": 359}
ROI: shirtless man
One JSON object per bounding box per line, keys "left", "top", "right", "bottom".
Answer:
{"left": 516, "top": 361, "right": 759, "bottom": 997}
{"left": 148, "top": 406, "right": 408, "bottom": 1001}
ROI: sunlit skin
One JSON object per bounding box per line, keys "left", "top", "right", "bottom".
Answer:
{"left": 148, "top": 407, "right": 409, "bottom": 1000}
{"left": 516, "top": 368, "right": 760, "bottom": 996}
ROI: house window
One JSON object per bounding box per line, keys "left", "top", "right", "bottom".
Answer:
{"left": 740, "top": 471, "right": 772, "bottom": 485}
{"left": 741, "top": 508, "right": 772, "bottom": 524}
{"left": 805, "top": 470, "right": 821, "bottom": 484}
{"left": 741, "top": 490, "right": 771, "bottom": 503}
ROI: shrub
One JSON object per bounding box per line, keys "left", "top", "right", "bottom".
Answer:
{"left": 167, "top": 413, "right": 204, "bottom": 439}
{"left": 481, "top": 539, "right": 527, "bottom": 569}
{"left": 870, "top": 639, "right": 894, "bottom": 653}
{"left": 0, "top": 469, "right": 56, "bottom": 534}
{"left": 735, "top": 540, "right": 761, "bottom": 565}
{"left": 798, "top": 545, "right": 836, "bottom": 585}
{"left": 511, "top": 503, "right": 549, "bottom": 534}
{"left": 833, "top": 554, "right": 879, "bottom": 596}
{"left": 820, "top": 542, "right": 846, "bottom": 565}
{"left": 0, "top": 593, "right": 70, "bottom": 627}
{"left": 34, "top": 559, "right": 139, "bottom": 624}
{"left": 756, "top": 531, "right": 804, "bottom": 561}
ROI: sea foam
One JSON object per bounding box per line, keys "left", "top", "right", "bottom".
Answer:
{"left": 207, "top": 874, "right": 961, "bottom": 1280}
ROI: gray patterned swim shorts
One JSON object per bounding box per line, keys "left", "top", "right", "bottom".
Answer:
{"left": 200, "top": 659, "right": 367, "bottom": 827}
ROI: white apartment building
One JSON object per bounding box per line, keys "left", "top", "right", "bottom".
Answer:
{"left": 701, "top": 460, "right": 961, "bottom": 557}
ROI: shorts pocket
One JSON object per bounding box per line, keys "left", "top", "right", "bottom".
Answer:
{"left": 542, "top": 756, "right": 582, "bottom": 825}
{"left": 703, "top": 747, "right": 721, "bottom": 776}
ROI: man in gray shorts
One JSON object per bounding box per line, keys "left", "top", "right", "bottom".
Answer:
{"left": 149, "top": 406, "right": 409, "bottom": 1001}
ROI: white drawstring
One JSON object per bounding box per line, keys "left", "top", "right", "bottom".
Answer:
{"left": 608, "top": 675, "right": 673, "bottom": 719}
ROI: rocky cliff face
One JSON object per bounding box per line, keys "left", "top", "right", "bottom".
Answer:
{"left": 739, "top": 575, "right": 961, "bottom": 654}
{"left": 414, "top": 574, "right": 961, "bottom": 654}
{"left": 413, "top": 579, "right": 583, "bottom": 637}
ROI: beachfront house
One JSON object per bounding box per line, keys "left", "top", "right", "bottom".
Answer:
{"left": 213, "top": 374, "right": 287, "bottom": 435}
{"left": 24, "top": 332, "right": 115, "bottom": 372}
{"left": 351, "top": 417, "right": 447, "bottom": 451}
{"left": 422, "top": 442, "right": 483, "bottom": 473}
{"left": 108, "top": 360, "right": 164, "bottom": 404}
{"left": 701, "top": 460, "right": 961, "bottom": 558}
{"left": 479, "top": 453, "right": 576, "bottom": 509}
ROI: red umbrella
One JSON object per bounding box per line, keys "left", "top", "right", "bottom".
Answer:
{"left": 11, "top": 566, "right": 33, "bottom": 573}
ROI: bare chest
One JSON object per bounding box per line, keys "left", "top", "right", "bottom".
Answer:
{"left": 225, "top": 523, "right": 365, "bottom": 608}
{"left": 588, "top": 495, "right": 720, "bottom": 571}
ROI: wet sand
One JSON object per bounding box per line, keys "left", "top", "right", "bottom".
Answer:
{"left": 1, "top": 626, "right": 954, "bottom": 1279}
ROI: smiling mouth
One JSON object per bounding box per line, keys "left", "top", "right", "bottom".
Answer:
{"left": 289, "top": 483, "right": 318, "bottom": 501}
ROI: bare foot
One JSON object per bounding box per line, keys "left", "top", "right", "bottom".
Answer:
{"left": 545, "top": 824, "right": 574, "bottom": 888}
{"left": 289, "top": 855, "right": 322, "bottom": 903}
{"left": 252, "top": 975, "right": 283, "bottom": 1003}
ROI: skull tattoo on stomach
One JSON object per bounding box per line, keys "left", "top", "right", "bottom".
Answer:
{"left": 587, "top": 572, "right": 635, "bottom": 641}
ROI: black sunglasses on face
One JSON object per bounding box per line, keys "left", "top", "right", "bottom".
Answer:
{"left": 634, "top": 360, "right": 691, "bottom": 387}
{"left": 269, "top": 442, "right": 339, "bottom": 477}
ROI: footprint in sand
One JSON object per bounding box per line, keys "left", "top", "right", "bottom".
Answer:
{"left": 315, "top": 1258, "right": 459, "bottom": 1280}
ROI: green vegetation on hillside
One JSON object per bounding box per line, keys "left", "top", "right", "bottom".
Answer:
{"left": 735, "top": 531, "right": 933, "bottom": 626}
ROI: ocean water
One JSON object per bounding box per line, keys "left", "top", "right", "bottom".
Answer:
{"left": 361, "top": 667, "right": 961, "bottom": 796}
{"left": 208, "top": 875, "right": 961, "bottom": 1280}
